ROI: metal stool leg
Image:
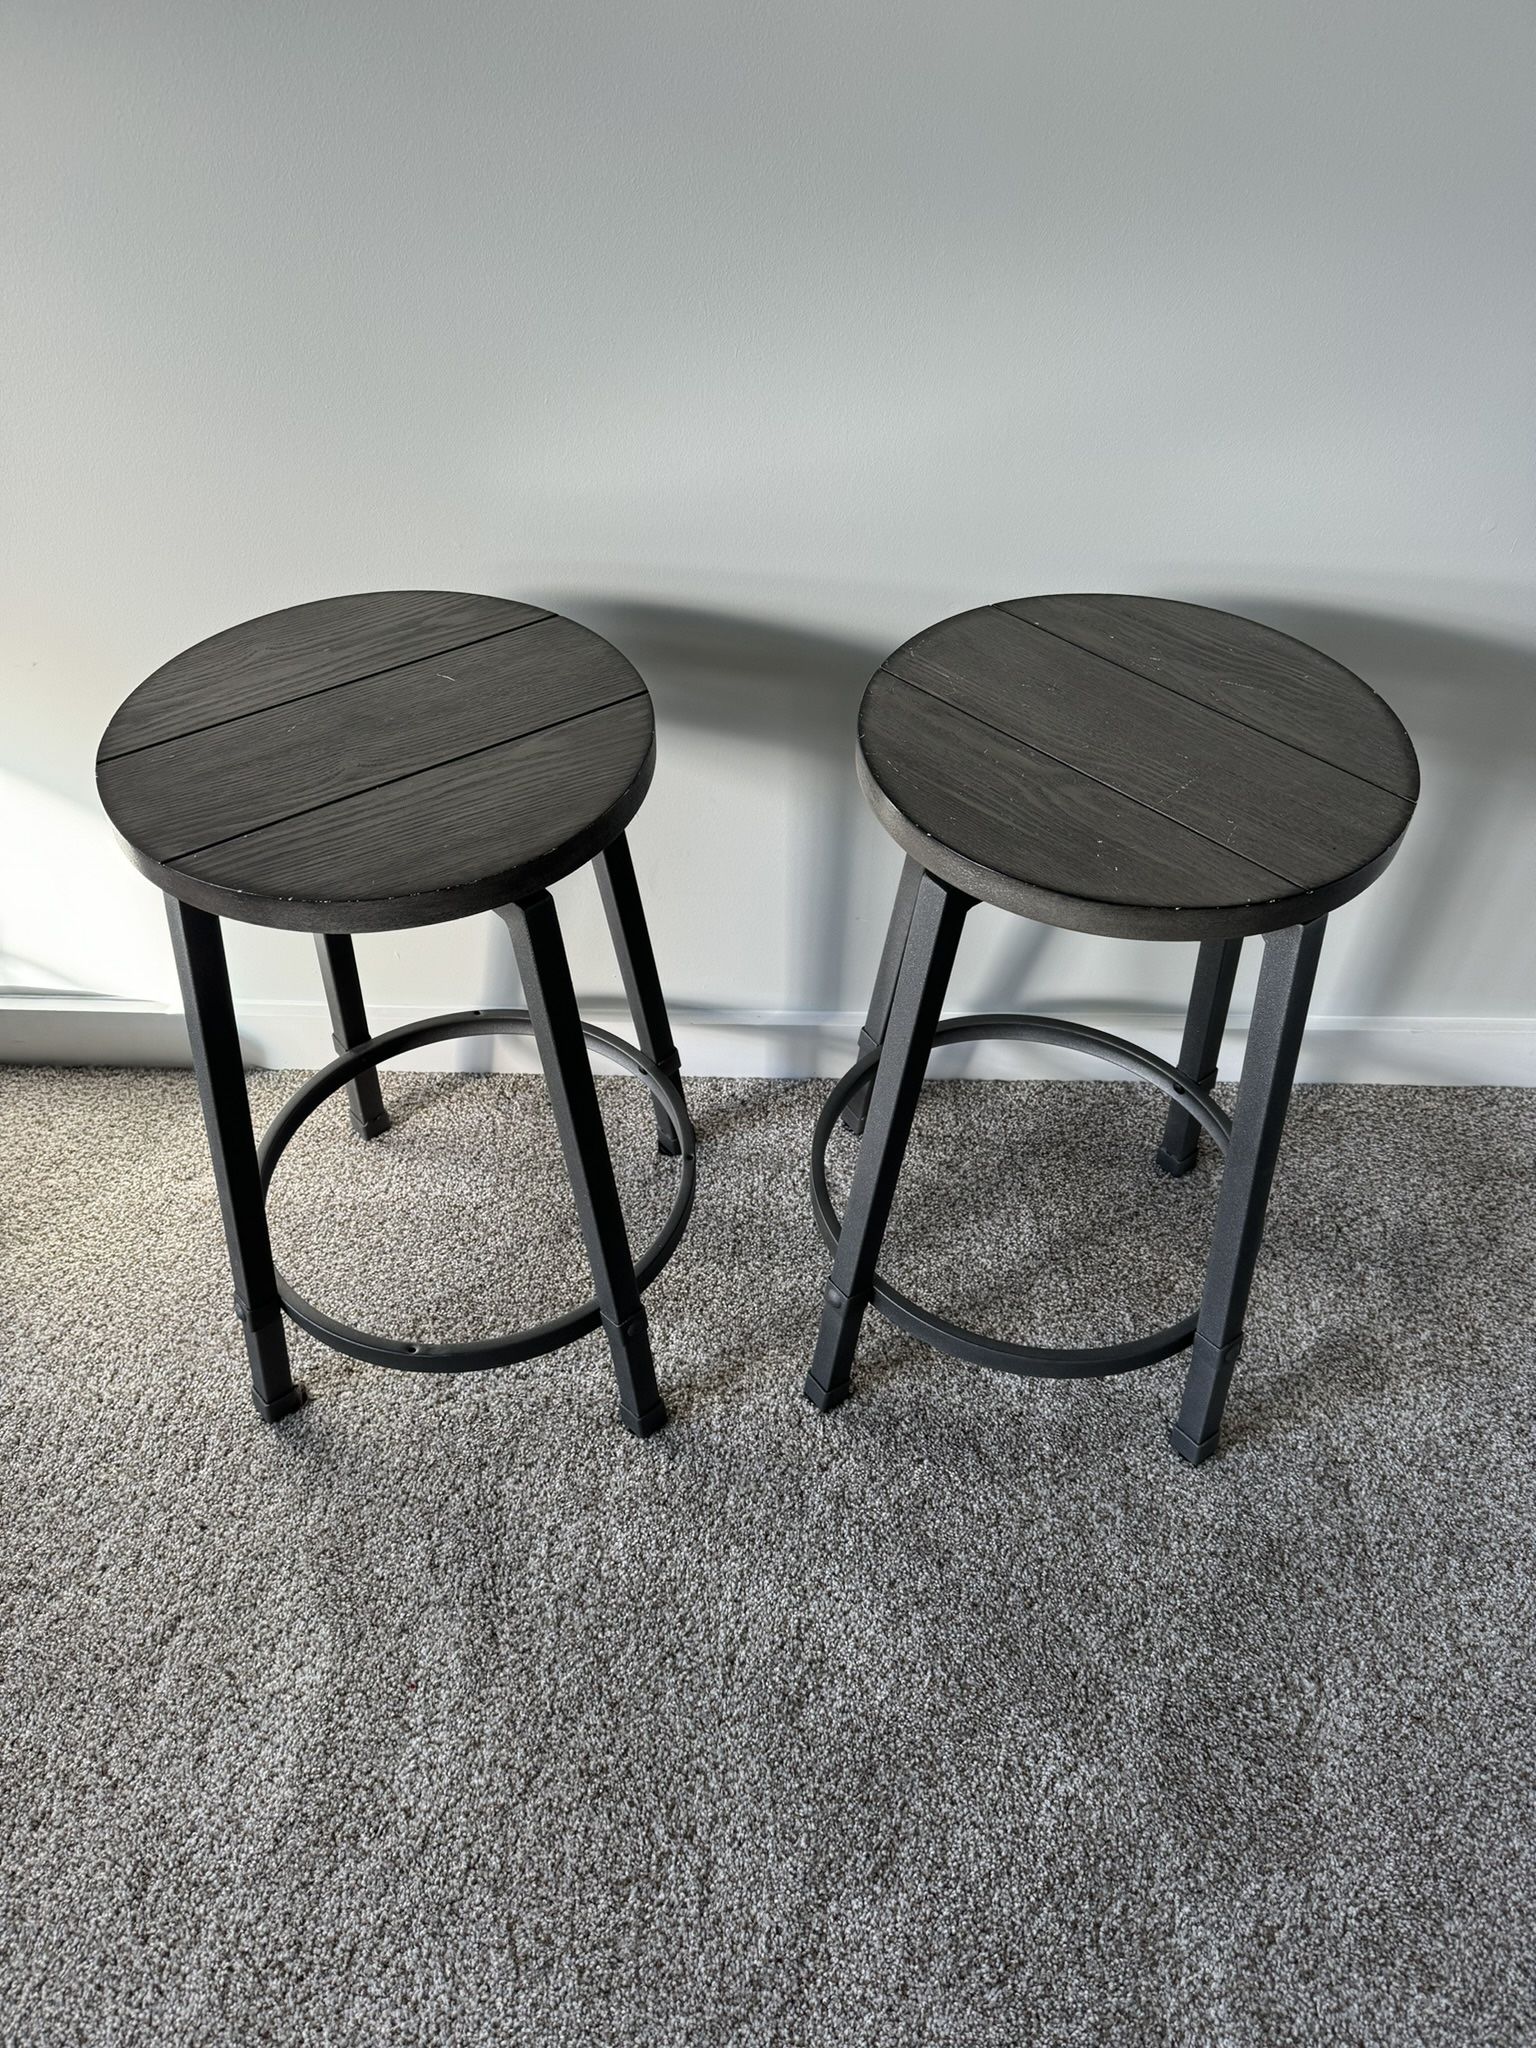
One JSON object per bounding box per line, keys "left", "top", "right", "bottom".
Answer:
{"left": 1170, "top": 917, "right": 1326, "bottom": 1464}
{"left": 1156, "top": 937, "right": 1242, "bottom": 1177}
{"left": 166, "top": 897, "right": 304, "bottom": 1421}
{"left": 500, "top": 890, "right": 667, "bottom": 1438}
{"left": 805, "top": 871, "right": 971, "bottom": 1410}
{"left": 314, "top": 934, "right": 390, "bottom": 1140}
{"left": 842, "top": 855, "right": 925, "bottom": 1136}
{"left": 593, "top": 833, "right": 688, "bottom": 1157}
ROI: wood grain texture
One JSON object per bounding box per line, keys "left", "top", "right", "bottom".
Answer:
{"left": 97, "top": 593, "right": 656, "bottom": 930}
{"left": 858, "top": 677, "right": 1291, "bottom": 928}
{"left": 884, "top": 608, "right": 1408, "bottom": 890}
{"left": 166, "top": 697, "right": 656, "bottom": 932}
{"left": 99, "top": 619, "right": 643, "bottom": 861}
{"left": 860, "top": 595, "right": 1419, "bottom": 941}
{"left": 100, "top": 591, "right": 551, "bottom": 757}
{"left": 999, "top": 594, "right": 1419, "bottom": 800}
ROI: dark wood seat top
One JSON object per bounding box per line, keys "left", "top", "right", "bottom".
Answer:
{"left": 858, "top": 594, "right": 1419, "bottom": 940}
{"left": 97, "top": 591, "right": 656, "bottom": 932}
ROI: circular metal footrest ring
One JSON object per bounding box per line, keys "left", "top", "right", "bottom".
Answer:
{"left": 256, "top": 1008, "right": 695, "bottom": 1373}
{"left": 811, "top": 1013, "right": 1231, "bottom": 1381}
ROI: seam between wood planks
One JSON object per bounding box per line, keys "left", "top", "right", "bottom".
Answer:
{"left": 992, "top": 606, "right": 1416, "bottom": 806}
{"left": 874, "top": 667, "right": 1304, "bottom": 891}
{"left": 97, "top": 612, "right": 558, "bottom": 762}
{"left": 161, "top": 688, "right": 651, "bottom": 864}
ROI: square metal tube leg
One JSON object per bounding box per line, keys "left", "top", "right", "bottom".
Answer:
{"left": 593, "top": 832, "right": 688, "bottom": 1157}
{"left": 842, "top": 855, "right": 925, "bottom": 1137}
{"left": 166, "top": 897, "right": 304, "bottom": 1421}
{"left": 805, "top": 872, "right": 971, "bottom": 1410}
{"left": 500, "top": 890, "right": 667, "bottom": 1438}
{"left": 1156, "top": 937, "right": 1242, "bottom": 1177}
{"left": 314, "top": 934, "right": 390, "bottom": 1140}
{"left": 1170, "top": 917, "right": 1327, "bottom": 1465}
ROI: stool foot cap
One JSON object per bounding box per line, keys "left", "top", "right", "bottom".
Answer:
{"left": 1169, "top": 1420, "right": 1219, "bottom": 1465}
{"left": 1154, "top": 1144, "right": 1198, "bottom": 1179}
{"left": 254, "top": 1381, "right": 309, "bottom": 1423}
{"left": 803, "top": 1373, "right": 850, "bottom": 1413}
{"left": 652, "top": 1052, "right": 685, "bottom": 1155}
{"left": 620, "top": 1397, "right": 668, "bottom": 1440}
{"left": 353, "top": 1109, "right": 392, "bottom": 1141}
{"left": 839, "top": 1038, "right": 880, "bottom": 1137}
{"left": 805, "top": 1282, "right": 862, "bottom": 1412}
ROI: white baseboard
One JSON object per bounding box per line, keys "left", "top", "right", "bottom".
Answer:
{"left": 2, "top": 996, "right": 1533, "bottom": 1085}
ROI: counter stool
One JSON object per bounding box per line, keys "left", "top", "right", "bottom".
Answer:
{"left": 806, "top": 594, "right": 1418, "bottom": 1463}
{"left": 97, "top": 590, "right": 694, "bottom": 1437}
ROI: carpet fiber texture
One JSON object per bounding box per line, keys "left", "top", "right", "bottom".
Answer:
{"left": 1, "top": 1065, "right": 1532, "bottom": 2047}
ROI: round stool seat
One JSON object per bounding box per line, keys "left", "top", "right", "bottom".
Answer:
{"left": 97, "top": 591, "right": 656, "bottom": 932}
{"left": 858, "top": 594, "right": 1419, "bottom": 940}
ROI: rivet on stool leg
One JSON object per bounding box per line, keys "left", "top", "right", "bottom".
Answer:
{"left": 167, "top": 896, "right": 306, "bottom": 1422}
{"left": 1156, "top": 937, "right": 1241, "bottom": 1178}
{"left": 805, "top": 873, "right": 970, "bottom": 1411}
{"left": 502, "top": 889, "right": 668, "bottom": 1437}
{"left": 1170, "top": 918, "right": 1326, "bottom": 1464}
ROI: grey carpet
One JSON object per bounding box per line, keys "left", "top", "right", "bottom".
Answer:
{"left": 1, "top": 1066, "right": 1532, "bottom": 2047}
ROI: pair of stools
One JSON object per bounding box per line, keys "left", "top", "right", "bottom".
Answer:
{"left": 96, "top": 590, "right": 1417, "bottom": 1463}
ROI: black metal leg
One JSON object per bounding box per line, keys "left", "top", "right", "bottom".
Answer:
{"left": 166, "top": 897, "right": 304, "bottom": 1422}
{"left": 314, "top": 934, "right": 390, "bottom": 1140}
{"left": 1156, "top": 937, "right": 1242, "bottom": 1177}
{"left": 842, "top": 856, "right": 925, "bottom": 1137}
{"left": 593, "top": 833, "right": 688, "bottom": 1158}
{"left": 1170, "top": 918, "right": 1326, "bottom": 1465}
{"left": 500, "top": 891, "right": 667, "bottom": 1438}
{"left": 805, "top": 872, "right": 971, "bottom": 1411}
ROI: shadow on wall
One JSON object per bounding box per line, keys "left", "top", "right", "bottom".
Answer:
{"left": 410, "top": 584, "right": 1536, "bottom": 1079}
{"left": 563, "top": 597, "right": 1094, "bottom": 1073}
{"left": 6, "top": 587, "right": 1527, "bottom": 1077}
{"left": 479, "top": 595, "right": 892, "bottom": 1071}
{"left": 596, "top": 596, "right": 878, "bottom": 1022}
{"left": 543, "top": 591, "right": 1535, "bottom": 1071}
{"left": 1206, "top": 596, "right": 1536, "bottom": 1045}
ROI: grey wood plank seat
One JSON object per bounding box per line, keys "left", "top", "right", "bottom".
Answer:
{"left": 807, "top": 593, "right": 1418, "bottom": 1464}
{"left": 97, "top": 590, "right": 694, "bottom": 1438}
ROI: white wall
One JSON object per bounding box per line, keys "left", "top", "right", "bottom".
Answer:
{"left": 4, "top": 1, "right": 1534, "bottom": 1080}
